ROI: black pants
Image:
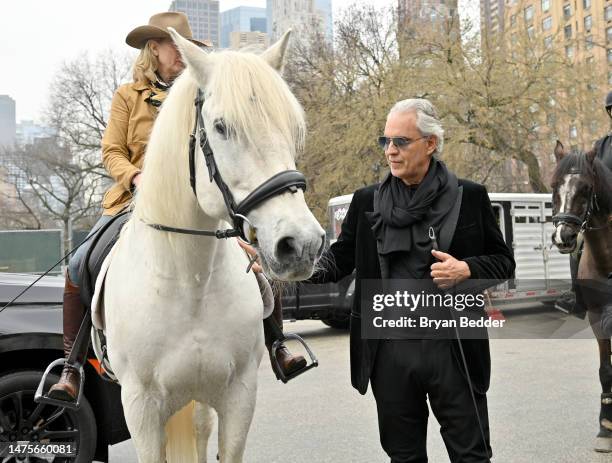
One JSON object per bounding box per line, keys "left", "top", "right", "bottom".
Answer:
{"left": 370, "top": 339, "right": 491, "bottom": 463}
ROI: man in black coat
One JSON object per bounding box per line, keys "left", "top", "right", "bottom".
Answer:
{"left": 239, "top": 98, "right": 515, "bottom": 462}
{"left": 310, "top": 99, "right": 515, "bottom": 462}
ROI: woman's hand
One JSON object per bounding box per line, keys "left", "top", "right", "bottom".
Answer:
{"left": 132, "top": 173, "right": 142, "bottom": 188}
{"left": 237, "top": 239, "right": 263, "bottom": 273}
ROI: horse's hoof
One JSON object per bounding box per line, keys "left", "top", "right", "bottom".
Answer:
{"left": 595, "top": 436, "right": 612, "bottom": 452}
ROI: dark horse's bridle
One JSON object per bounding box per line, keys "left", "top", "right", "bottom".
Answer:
{"left": 145, "top": 89, "right": 307, "bottom": 243}
{"left": 551, "top": 167, "right": 601, "bottom": 233}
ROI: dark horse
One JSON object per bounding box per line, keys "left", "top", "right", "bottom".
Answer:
{"left": 552, "top": 141, "right": 612, "bottom": 452}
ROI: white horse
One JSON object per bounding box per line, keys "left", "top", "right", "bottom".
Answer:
{"left": 102, "top": 29, "right": 325, "bottom": 463}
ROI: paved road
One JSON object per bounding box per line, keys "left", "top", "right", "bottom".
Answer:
{"left": 108, "top": 307, "right": 612, "bottom": 462}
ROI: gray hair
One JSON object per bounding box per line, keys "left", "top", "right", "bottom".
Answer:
{"left": 388, "top": 98, "right": 444, "bottom": 154}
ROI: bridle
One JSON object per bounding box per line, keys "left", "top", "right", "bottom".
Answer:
{"left": 551, "top": 168, "right": 602, "bottom": 233}
{"left": 145, "top": 89, "right": 307, "bottom": 244}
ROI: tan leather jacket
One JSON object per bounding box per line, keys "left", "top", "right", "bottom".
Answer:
{"left": 101, "top": 81, "right": 158, "bottom": 215}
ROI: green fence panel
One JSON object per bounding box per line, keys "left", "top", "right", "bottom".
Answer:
{"left": 0, "top": 229, "right": 63, "bottom": 274}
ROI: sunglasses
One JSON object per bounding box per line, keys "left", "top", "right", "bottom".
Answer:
{"left": 378, "top": 136, "right": 428, "bottom": 150}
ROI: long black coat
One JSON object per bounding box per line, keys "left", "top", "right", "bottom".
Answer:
{"left": 311, "top": 178, "right": 516, "bottom": 395}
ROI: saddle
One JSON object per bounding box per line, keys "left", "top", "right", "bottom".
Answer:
{"left": 34, "top": 212, "right": 130, "bottom": 408}
{"left": 78, "top": 211, "right": 131, "bottom": 383}
{"left": 78, "top": 211, "right": 131, "bottom": 310}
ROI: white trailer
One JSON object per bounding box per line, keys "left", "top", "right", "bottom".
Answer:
{"left": 327, "top": 192, "right": 572, "bottom": 305}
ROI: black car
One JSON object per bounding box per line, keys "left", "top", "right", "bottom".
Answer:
{"left": 0, "top": 273, "right": 129, "bottom": 462}
{"left": 280, "top": 273, "right": 354, "bottom": 329}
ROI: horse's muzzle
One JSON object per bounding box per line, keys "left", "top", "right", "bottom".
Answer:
{"left": 552, "top": 225, "right": 577, "bottom": 254}
{"left": 262, "top": 232, "right": 325, "bottom": 281}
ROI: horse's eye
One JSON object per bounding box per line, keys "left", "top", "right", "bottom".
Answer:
{"left": 214, "top": 119, "right": 227, "bottom": 138}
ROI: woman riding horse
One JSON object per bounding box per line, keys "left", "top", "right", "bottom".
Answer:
{"left": 49, "top": 12, "right": 306, "bottom": 402}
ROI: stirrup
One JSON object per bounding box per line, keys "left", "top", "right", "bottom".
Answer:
{"left": 34, "top": 358, "right": 85, "bottom": 410}
{"left": 270, "top": 333, "right": 318, "bottom": 383}
{"left": 35, "top": 308, "right": 91, "bottom": 410}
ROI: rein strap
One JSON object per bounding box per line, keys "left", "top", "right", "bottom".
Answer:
{"left": 145, "top": 221, "right": 241, "bottom": 239}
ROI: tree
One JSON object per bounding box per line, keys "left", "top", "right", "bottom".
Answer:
{"left": 0, "top": 49, "right": 133, "bottom": 254}
{"left": 47, "top": 50, "right": 133, "bottom": 153}
{"left": 285, "top": 4, "right": 403, "bottom": 220}
{"left": 0, "top": 138, "right": 106, "bottom": 256}
{"left": 285, "top": 2, "right": 605, "bottom": 224}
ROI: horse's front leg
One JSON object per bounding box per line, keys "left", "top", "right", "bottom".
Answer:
{"left": 216, "top": 367, "right": 258, "bottom": 462}
{"left": 588, "top": 309, "right": 612, "bottom": 452}
{"left": 121, "top": 381, "right": 170, "bottom": 463}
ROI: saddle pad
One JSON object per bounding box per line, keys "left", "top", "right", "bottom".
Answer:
{"left": 90, "top": 245, "right": 117, "bottom": 331}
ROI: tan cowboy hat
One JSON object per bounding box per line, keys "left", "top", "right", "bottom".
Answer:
{"left": 126, "top": 12, "right": 212, "bottom": 49}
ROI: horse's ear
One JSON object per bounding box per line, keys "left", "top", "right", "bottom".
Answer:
{"left": 261, "top": 30, "right": 291, "bottom": 72}
{"left": 554, "top": 140, "right": 566, "bottom": 162}
{"left": 167, "top": 27, "right": 211, "bottom": 86}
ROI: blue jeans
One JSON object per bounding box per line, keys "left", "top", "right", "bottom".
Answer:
{"left": 67, "top": 215, "right": 114, "bottom": 284}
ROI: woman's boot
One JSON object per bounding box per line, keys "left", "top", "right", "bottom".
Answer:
{"left": 264, "top": 292, "right": 307, "bottom": 378}
{"left": 47, "top": 274, "right": 86, "bottom": 402}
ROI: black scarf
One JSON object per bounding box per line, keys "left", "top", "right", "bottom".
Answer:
{"left": 370, "top": 157, "right": 458, "bottom": 278}
{"left": 144, "top": 74, "right": 172, "bottom": 109}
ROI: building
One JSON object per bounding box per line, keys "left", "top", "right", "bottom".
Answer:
{"left": 483, "top": 0, "right": 611, "bottom": 72}
{"left": 397, "top": 0, "right": 460, "bottom": 51}
{"left": 266, "top": 0, "right": 332, "bottom": 43}
{"left": 479, "top": 0, "right": 611, "bottom": 188}
{"left": 230, "top": 31, "right": 270, "bottom": 50}
{"left": 398, "top": 0, "right": 459, "bottom": 30}
{"left": 315, "top": 0, "right": 333, "bottom": 41}
{"left": 501, "top": 0, "right": 609, "bottom": 134}
{"left": 0, "top": 96, "right": 16, "bottom": 149}
{"left": 16, "top": 120, "right": 55, "bottom": 146}
{"left": 169, "top": 0, "right": 220, "bottom": 47}
{"left": 220, "top": 6, "right": 267, "bottom": 49}
{"left": 480, "top": 0, "right": 505, "bottom": 36}
{"left": 397, "top": 0, "right": 460, "bottom": 45}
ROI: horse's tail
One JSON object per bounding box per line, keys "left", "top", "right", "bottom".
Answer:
{"left": 165, "top": 401, "right": 198, "bottom": 463}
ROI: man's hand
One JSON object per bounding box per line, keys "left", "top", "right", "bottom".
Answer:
{"left": 237, "top": 239, "right": 263, "bottom": 273}
{"left": 430, "top": 250, "right": 471, "bottom": 289}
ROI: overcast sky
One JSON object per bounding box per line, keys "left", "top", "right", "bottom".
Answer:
{"left": 0, "top": 0, "right": 475, "bottom": 122}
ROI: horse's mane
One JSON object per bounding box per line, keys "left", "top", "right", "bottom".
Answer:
{"left": 552, "top": 150, "right": 612, "bottom": 214}
{"left": 134, "top": 49, "right": 306, "bottom": 223}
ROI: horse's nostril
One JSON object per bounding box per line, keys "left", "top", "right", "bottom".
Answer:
{"left": 559, "top": 227, "right": 577, "bottom": 243}
{"left": 275, "top": 236, "right": 302, "bottom": 260}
